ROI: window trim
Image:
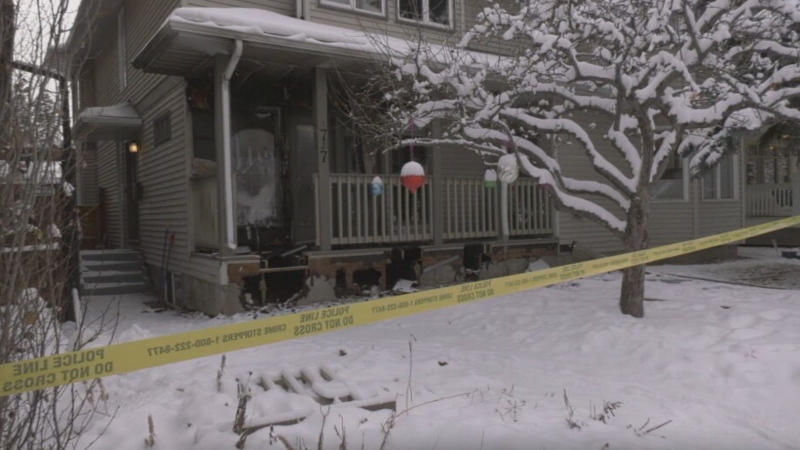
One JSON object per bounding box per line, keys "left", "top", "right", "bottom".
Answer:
{"left": 318, "top": 0, "right": 388, "bottom": 18}
{"left": 702, "top": 154, "right": 739, "bottom": 201}
{"left": 397, "top": 0, "right": 454, "bottom": 29}
{"left": 153, "top": 112, "right": 172, "bottom": 147}
{"left": 653, "top": 156, "right": 689, "bottom": 203}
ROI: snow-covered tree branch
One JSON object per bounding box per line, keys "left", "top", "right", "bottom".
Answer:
{"left": 351, "top": 0, "right": 800, "bottom": 317}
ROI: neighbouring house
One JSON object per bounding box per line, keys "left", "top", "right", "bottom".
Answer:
{"left": 63, "top": 0, "right": 790, "bottom": 315}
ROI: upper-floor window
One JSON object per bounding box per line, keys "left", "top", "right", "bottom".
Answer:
{"left": 703, "top": 154, "right": 737, "bottom": 200}
{"left": 117, "top": 7, "right": 127, "bottom": 89}
{"left": 321, "top": 0, "right": 385, "bottom": 15}
{"left": 398, "top": 0, "right": 451, "bottom": 27}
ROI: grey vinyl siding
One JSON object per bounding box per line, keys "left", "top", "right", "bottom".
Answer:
{"left": 649, "top": 202, "right": 694, "bottom": 246}
{"left": 463, "top": 0, "right": 523, "bottom": 55}
{"left": 78, "top": 144, "right": 100, "bottom": 205}
{"left": 439, "top": 144, "right": 483, "bottom": 178}
{"left": 187, "top": 0, "right": 463, "bottom": 44}
{"left": 87, "top": 0, "right": 223, "bottom": 282}
{"left": 556, "top": 113, "right": 629, "bottom": 254}
{"left": 96, "top": 141, "right": 123, "bottom": 247}
{"left": 186, "top": 0, "right": 295, "bottom": 16}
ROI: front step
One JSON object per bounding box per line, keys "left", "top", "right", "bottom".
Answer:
{"left": 80, "top": 249, "right": 150, "bottom": 296}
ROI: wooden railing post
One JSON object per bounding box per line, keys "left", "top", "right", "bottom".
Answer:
{"left": 431, "top": 122, "right": 444, "bottom": 245}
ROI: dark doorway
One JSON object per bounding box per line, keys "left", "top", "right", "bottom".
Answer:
{"left": 123, "top": 142, "right": 140, "bottom": 247}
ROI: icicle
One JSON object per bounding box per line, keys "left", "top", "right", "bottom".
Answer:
{"left": 371, "top": 176, "right": 384, "bottom": 196}
{"left": 484, "top": 168, "right": 497, "bottom": 188}
{"left": 497, "top": 153, "right": 519, "bottom": 184}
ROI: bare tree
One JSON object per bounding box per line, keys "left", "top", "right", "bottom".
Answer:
{"left": 346, "top": 0, "right": 800, "bottom": 317}
{"left": 1, "top": 1, "right": 117, "bottom": 448}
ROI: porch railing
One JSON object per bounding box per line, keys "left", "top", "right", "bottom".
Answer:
{"left": 508, "top": 179, "right": 554, "bottom": 236}
{"left": 443, "top": 178, "right": 498, "bottom": 240}
{"left": 317, "top": 174, "right": 553, "bottom": 246}
{"left": 746, "top": 183, "right": 793, "bottom": 217}
{"left": 322, "top": 174, "right": 433, "bottom": 245}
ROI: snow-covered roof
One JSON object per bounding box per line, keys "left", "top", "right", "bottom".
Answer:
{"left": 134, "top": 7, "right": 497, "bottom": 75}
{"left": 74, "top": 103, "right": 142, "bottom": 142}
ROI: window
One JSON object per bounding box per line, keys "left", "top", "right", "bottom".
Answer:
{"left": 321, "top": 0, "right": 385, "bottom": 15}
{"left": 653, "top": 152, "right": 687, "bottom": 201}
{"left": 117, "top": 7, "right": 127, "bottom": 89}
{"left": 398, "top": 0, "right": 451, "bottom": 27}
{"left": 702, "top": 154, "right": 737, "bottom": 200}
{"left": 153, "top": 113, "right": 171, "bottom": 146}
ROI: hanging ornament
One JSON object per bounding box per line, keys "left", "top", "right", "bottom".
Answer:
{"left": 371, "top": 175, "right": 384, "bottom": 196}
{"left": 484, "top": 168, "right": 497, "bottom": 188}
{"left": 400, "top": 161, "right": 426, "bottom": 193}
{"left": 497, "top": 153, "right": 519, "bottom": 184}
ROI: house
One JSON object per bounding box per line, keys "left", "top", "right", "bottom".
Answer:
{"left": 64, "top": 0, "right": 780, "bottom": 315}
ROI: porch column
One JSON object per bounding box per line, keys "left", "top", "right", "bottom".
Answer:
{"left": 315, "top": 67, "right": 332, "bottom": 251}
{"left": 431, "top": 120, "right": 444, "bottom": 245}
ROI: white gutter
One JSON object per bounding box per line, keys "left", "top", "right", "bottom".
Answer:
{"left": 222, "top": 39, "right": 243, "bottom": 251}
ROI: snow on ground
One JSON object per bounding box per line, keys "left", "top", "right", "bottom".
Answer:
{"left": 70, "top": 248, "right": 800, "bottom": 450}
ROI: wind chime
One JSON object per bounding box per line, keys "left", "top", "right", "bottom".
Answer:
{"left": 400, "top": 118, "right": 427, "bottom": 193}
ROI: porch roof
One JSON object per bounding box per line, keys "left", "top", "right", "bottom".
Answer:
{"left": 74, "top": 103, "right": 142, "bottom": 142}
{"left": 132, "top": 7, "right": 497, "bottom": 77}
{"left": 133, "top": 8, "right": 384, "bottom": 76}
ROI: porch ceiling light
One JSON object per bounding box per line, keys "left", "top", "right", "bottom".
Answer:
{"left": 128, "top": 141, "right": 140, "bottom": 154}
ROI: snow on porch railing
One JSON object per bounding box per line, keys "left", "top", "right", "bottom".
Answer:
{"left": 508, "top": 179, "right": 553, "bottom": 236}
{"left": 320, "top": 174, "right": 433, "bottom": 245}
{"left": 443, "top": 178, "right": 498, "bottom": 240}
{"left": 746, "top": 183, "right": 793, "bottom": 217}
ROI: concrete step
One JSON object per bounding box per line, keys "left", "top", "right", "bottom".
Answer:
{"left": 80, "top": 249, "right": 142, "bottom": 262}
{"left": 82, "top": 281, "right": 151, "bottom": 296}
{"left": 82, "top": 272, "right": 146, "bottom": 284}
{"left": 81, "top": 261, "right": 142, "bottom": 273}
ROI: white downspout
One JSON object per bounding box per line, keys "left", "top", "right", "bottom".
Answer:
{"left": 295, "top": 0, "right": 303, "bottom": 18}
{"left": 222, "top": 40, "right": 243, "bottom": 251}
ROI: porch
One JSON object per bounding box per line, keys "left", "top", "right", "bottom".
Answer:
{"left": 192, "top": 173, "right": 554, "bottom": 251}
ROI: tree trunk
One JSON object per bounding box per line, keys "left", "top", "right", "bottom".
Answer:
{"left": 0, "top": 0, "right": 15, "bottom": 149}
{"left": 620, "top": 194, "right": 650, "bottom": 318}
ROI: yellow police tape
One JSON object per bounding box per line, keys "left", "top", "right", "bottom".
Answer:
{"left": 2, "top": 216, "right": 800, "bottom": 396}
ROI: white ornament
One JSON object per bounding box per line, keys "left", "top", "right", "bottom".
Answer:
{"left": 497, "top": 154, "right": 519, "bottom": 184}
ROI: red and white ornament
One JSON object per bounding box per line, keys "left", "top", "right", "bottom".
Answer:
{"left": 400, "top": 161, "right": 426, "bottom": 193}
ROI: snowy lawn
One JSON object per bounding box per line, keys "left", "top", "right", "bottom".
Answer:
{"left": 72, "top": 252, "right": 800, "bottom": 450}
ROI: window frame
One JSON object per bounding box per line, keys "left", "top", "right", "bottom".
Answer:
{"left": 319, "top": 0, "right": 387, "bottom": 18}
{"left": 653, "top": 155, "right": 689, "bottom": 202}
{"left": 397, "top": 0, "right": 454, "bottom": 29}
{"left": 702, "top": 154, "right": 739, "bottom": 201}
